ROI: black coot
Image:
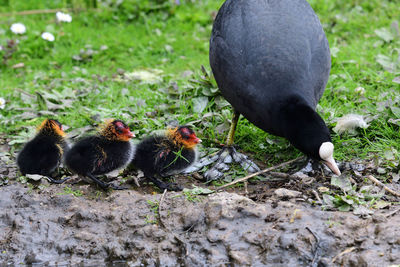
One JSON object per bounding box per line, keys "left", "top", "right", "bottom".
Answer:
{"left": 209, "top": 0, "right": 340, "bottom": 176}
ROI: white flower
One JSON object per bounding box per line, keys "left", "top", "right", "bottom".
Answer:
{"left": 10, "top": 23, "right": 26, "bottom": 34}
{"left": 56, "top": 12, "right": 72, "bottom": 23}
{"left": 41, "top": 32, "right": 55, "bottom": 42}
{"left": 354, "top": 87, "right": 366, "bottom": 96}
{"left": 0, "top": 97, "right": 5, "bottom": 109}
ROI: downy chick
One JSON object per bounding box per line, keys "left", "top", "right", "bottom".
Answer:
{"left": 17, "top": 119, "right": 69, "bottom": 184}
{"left": 131, "top": 126, "right": 201, "bottom": 191}
{"left": 64, "top": 119, "right": 134, "bottom": 190}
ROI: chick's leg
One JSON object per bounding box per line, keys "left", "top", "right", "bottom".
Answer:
{"left": 185, "top": 110, "right": 260, "bottom": 181}
{"left": 86, "top": 173, "right": 128, "bottom": 190}
{"left": 46, "top": 176, "right": 71, "bottom": 184}
{"left": 148, "top": 176, "right": 183, "bottom": 192}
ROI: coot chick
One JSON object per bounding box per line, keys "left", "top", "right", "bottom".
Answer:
{"left": 206, "top": 0, "right": 340, "bottom": 180}
{"left": 130, "top": 126, "right": 201, "bottom": 191}
{"left": 64, "top": 119, "right": 134, "bottom": 190}
{"left": 17, "top": 119, "right": 70, "bottom": 184}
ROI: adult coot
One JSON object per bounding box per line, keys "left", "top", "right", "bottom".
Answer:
{"left": 206, "top": 0, "right": 340, "bottom": 179}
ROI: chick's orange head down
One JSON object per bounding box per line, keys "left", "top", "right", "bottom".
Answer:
{"left": 38, "top": 119, "right": 66, "bottom": 137}
{"left": 100, "top": 119, "right": 135, "bottom": 141}
{"left": 168, "top": 126, "right": 201, "bottom": 149}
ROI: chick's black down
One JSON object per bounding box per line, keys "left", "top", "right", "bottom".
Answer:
{"left": 17, "top": 134, "right": 67, "bottom": 176}
{"left": 65, "top": 136, "right": 133, "bottom": 176}
{"left": 131, "top": 135, "right": 196, "bottom": 177}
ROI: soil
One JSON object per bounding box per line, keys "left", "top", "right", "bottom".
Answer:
{"left": 1, "top": 148, "right": 400, "bottom": 266}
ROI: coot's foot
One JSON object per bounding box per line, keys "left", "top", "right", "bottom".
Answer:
{"left": 298, "top": 158, "right": 341, "bottom": 176}
{"left": 186, "top": 146, "right": 260, "bottom": 181}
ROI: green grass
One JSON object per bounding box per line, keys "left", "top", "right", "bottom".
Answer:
{"left": 0, "top": 0, "right": 399, "bottom": 177}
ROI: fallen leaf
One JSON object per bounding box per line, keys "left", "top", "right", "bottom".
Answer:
{"left": 353, "top": 205, "right": 374, "bottom": 217}
{"left": 375, "top": 27, "right": 394, "bottom": 42}
{"left": 322, "top": 194, "right": 335, "bottom": 207}
{"left": 183, "top": 185, "right": 214, "bottom": 195}
{"left": 373, "top": 200, "right": 391, "bottom": 209}
{"left": 122, "top": 69, "right": 163, "bottom": 84}
{"left": 192, "top": 96, "right": 208, "bottom": 113}
{"left": 376, "top": 54, "right": 396, "bottom": 73}
{"left": 331, "top": 175, "right": 353, "bottom": 192}
{"left": 12, "top": 62, "right": 25, "bottom": 69}
{"left": 26, "top": 174, "right": 45, "bottom": 181}
{"left": 390, "top": 106, "right": 400, "bottom": 118}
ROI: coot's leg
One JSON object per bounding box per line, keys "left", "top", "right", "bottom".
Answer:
{"left": 184, "top": 110, "right": 260, "bottom": 181}
{"left": 226, "top": 109, "right": 240, "bottom": 146}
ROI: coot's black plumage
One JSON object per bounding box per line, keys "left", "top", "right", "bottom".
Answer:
{"left": 130, "top": 126, "right": 201, "bottom": 191}
{"left": 64, "top": 119, "right": 134, "bottom": 190}
{"left": 17, "top": 119, "right": 70, "bottom": 184}
{"left": 209, "top": 0, "right": 340, "bottom": 175}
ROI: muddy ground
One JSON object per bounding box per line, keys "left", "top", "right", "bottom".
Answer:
{"left": 1, "top": 153, "right": 400, "bottom": 266}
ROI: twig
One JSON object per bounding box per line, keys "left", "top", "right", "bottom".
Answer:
{"left": 158, "top": 189, "right": 168, "bottom": 228}
{"left": 269, "top": 171, "right": 305, "bottom": 180}
{"left": 244, "top": 181, "right": 249, "bottom": 196}
{"left": 385, "top": 208, "right": 400, "bottom": 218}
{"left": 331, "top": 247, "right": 356, "bottom": 263}
{"left": 312, "top": 189, "right": 322, "bottom": 203}
{"left": 367, "top": 175, "right": 400, "bottom": 198}
{"left": 216, "top": 157, "right": 301, "bottom": 191}
{"left": 306, "top": 227, "right": 324, "bottom": 267}
{"left": 157, "top": 189, "right": 189, "bottom": 257}
{"left": 0, "top": 8, "right": 85, "bottom": 17}
{"left": 133, "top": 176, "right": 141, "bottom": 187}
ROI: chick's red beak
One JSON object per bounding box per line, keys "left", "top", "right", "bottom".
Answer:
{"left": 191, "top": 134, "right": 201, "bottom": 144}
{"left": 124, "top": 128, "right": 135, "bottom": 138}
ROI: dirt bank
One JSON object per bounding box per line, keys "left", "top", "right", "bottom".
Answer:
{"left": 1, "top": 181, "right": 400, "bottom": 267}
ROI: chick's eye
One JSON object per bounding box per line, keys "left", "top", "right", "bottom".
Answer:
{"left": 114, "top": 121, "right": 126, "bottom": 133}
{"left": 115, "top": 126, "right": 124, "bottom": 133}
{"left": 179, "top": 127, "right": 191, "bottom": 138}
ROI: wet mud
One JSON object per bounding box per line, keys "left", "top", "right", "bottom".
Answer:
{"left": 1, "top": 142, "right": 400, "bottom": 267}
{"left": 1, "top": 181, "right": 400, "bottom": 266}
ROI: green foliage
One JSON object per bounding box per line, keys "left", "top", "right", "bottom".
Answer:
{"left": 182, "top": 185, "right": 214, "bottom": 202}
{"left": 145, "top": 199, "right": 159, "bottom": 224}
{"left": 322, "top": 175, "right": 387, "bottom": 214}
{"left": 58, "top": 186, "right": 84, "bottom": 197}
{"left": 0, "top": 0, "right": 399, "bottom": 206}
